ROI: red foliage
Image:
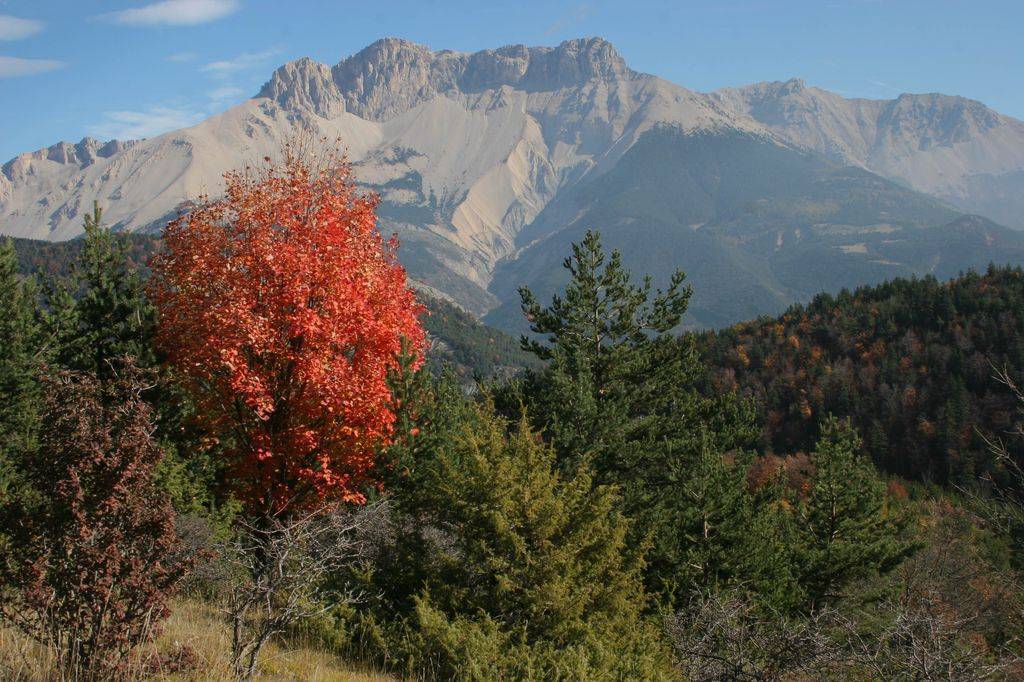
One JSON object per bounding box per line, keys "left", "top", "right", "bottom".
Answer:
{"left": 0, "top": 362, "right": 190, "bottom": 678}
{"left": 149, "top": 146, "right": 425, "bottom": 513}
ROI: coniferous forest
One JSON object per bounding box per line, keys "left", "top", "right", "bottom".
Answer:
{"left": 2, "top": 151, "right": 1024, "bottom": 681}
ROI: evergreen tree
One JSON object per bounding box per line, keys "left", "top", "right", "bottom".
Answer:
{"left": 791, "top": 417, "right": 909, "bottom": 610}
{"left": 38, "top": 203, "right": 221, "bottom": 517}
{"left": 514, "top": 230, "right": 758, "bottom": 604}
{"left": 666, "top": 445, "right": 797, "bottom": 610}
{"left": 354, "top": 399, "right": 674, "bottom": 680}
{"left": 49, "top": 201, "right": 154, "bottom": 378}
{"left": 0, "top": 238, "right": 44, "bottom": 507}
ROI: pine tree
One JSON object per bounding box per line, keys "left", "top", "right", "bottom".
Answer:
{"left": 791, "top": 417, "right": 909, "bottom": 610}
{"left": 664, "top": 446, "right": 796, "bottom": 608}
{"left": 0, "top": 238, "right": 44, "bottom": 507}
{"left": 514, "top": 230, "right": 759, "bottom": 605}
{"left": 49, "top": 201, "right": 154, "bottom": 378}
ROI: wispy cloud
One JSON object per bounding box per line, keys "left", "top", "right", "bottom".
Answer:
{"left": 0, "top": 55, "right": 64, "bottom": 77}
{"left": 200, "top": 48, "right": 280, "bottom": 77}
{"left": 88, "top": 106, "right": 204, "bottom": 140}
{"left": 103, "top": 0, "right": 239, "bottom": 27}
{"left": 207, "top": 85, "right": 245, "bottom": 105}
{"left": 544, "top": 3, "right": 593, "bottom": 37}
{"left": 166, "top": 51, "right": 198, "bottom": 62}
{"left": 867, "top": 79, "right": 904, "bottom": 94}
{"left": 0, "top": 14, "right": 44, "bottom": 40}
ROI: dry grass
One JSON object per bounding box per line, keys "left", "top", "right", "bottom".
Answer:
{"left": 0, "top": 600, "right": 395, "bottom": 681}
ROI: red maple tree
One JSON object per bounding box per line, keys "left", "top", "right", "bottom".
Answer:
{"left": 149, "top": 146, "right": 425, "bottom": 514}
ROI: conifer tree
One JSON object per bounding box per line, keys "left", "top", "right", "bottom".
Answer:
{"left": 665, "top": 446, "right": 796, "bottom": 608}
{"left": 0, "top": 238, "right": 44, "bottom": 507}
{"left": 515, "top": 230, "right": 758, "bottom": 604}
{"left": 49, "top": 201, "right": 154, "bottom": 378}
{"left": 356, "top": 400, "right": 674, "bottom": 680}
{"left": 791, "top": 417, "right": 909, "bottom": 610}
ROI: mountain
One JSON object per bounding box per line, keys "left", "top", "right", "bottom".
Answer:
{"left": 712, "top": 79, "right": 1024, "bottom": 227}
{"left": 3, "top": 37, "right": 1024, "bottom": 329}
{"left": 487, "top": 126, "right": 1024, "bottom": 330}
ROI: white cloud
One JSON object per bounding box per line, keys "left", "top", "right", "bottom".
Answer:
{"left": 207, "top": 85, "right": 245, "bottom": 103}
{"left": 166, "top": 51, "right": 198, "bottom": 62}
{"left": 0, "top": 55, "right": 64, "bottom": 77}
{"left": 104, "top": 0, "right": 239, "bottom": 27}
{"left": 201, "top": 48, "right": 280, "bottom": 76}
{"left": 88, "top": 106, "right": 204, "bottom": 140}
{"left": 0, "top": 14, "right": 44, "bottom": 40}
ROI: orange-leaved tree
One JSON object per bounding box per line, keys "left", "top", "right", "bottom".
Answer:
{"left": 149, "top": 146, "right": 425, "bottom": 516}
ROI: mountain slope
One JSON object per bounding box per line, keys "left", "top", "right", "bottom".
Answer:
{"left": 487, "top": 126, "right": 1024, "bottom": 330}
{"left": 713, "top": 79, "right": 1024, "bottom": 227}
{"left": 3, "top": 37, "right": 1024, "bottom": 328}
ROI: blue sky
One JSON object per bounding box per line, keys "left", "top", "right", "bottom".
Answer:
{"left": 1, "top": 0, "right": 1021, "bottom": 162}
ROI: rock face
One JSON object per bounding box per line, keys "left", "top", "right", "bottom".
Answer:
{"left": 258, "top": 57, "right": 343, "bottom": 118}
{"left": 3, "top": 37, "right": 1024, "bottom": 325}
{"left": 259, "top": 37, "right": 634, "bottom": 120}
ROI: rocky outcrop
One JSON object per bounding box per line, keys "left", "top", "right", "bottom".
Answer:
{"left": 258, "top": 37, "right": 634, "bottom": 121}
{"left": 2, "top": 137, "right": 137, "bottom": 183}
{"left": 258, "top": 57, "right": 343, "bottom": 118}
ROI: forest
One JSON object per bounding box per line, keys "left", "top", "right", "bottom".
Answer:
{"left": 2, "top": 150, "right": 1024, "bottom": 681}
{"left": 699, "top": 266, "right": 1024, "bottom": 486}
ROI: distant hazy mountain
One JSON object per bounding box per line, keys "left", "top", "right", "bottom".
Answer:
{"left": 3, "top": 37, "right": 1023, "bottom": 328}
{"left": 712, "top": 79, "right": 1024, "bottom": 228}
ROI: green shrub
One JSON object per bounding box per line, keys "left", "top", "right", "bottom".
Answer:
{"left": 347, "top": 399, "right": 675, "bottom": 680}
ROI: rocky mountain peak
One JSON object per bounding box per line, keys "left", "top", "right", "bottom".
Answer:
{"left": 258, "top": 57, "right": 342, "bottom": 118}
{"left": 773, "top": 77, "right": 807, "bottom": 95}
{"left": 519, "top": 37, "right": 629, "bottom": 87}
{"left": 879, "top": 93, "right": 1003, "bottom": 148}
{"left": 2, "top": 137, "right": 135, "bottom": 182}
{"left": 258, "top": 36, "right": 634, "bottom": 120}
{"left": 329, "top": 37, "right": 467, "bottom": 120}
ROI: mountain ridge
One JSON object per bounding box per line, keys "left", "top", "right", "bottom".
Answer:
{"left": 257, "top": 37, "right": 637, "bottom": 121}
{"left": 2, "top": 36, "right": 1024, "bottom": 328}
{"left": 712, "top": 78, "right": 1024, "bottom": 224}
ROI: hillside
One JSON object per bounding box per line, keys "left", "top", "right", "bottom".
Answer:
{"left": 697, "top": 265, "right": 1024, "bottom": 485}
{"left": 487, "top": 126, "right": 1024, "bottom": 330}
{"left": 6, "top": 234, "right": 536, "bottom": 381}
{"left": 3, "top": 37, "right": 1024, "bottom": 329}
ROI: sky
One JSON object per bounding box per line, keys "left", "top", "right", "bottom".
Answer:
{"left": 0, "top": 0, "right": 1022, "bottom": 162}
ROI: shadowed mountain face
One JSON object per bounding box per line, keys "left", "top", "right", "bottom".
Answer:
{"left": 3, "top": 37, "right": 1024, "bottom": 328}
{"left": 486, "top": 127, "right": 1024, "bottom": 330}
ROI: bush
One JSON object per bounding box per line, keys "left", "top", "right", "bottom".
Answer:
{"left": 0, "top": 361, "right": 191, "bottom": 679}
{"left": 348, "top": 399, "right": 675, "bottom": 680}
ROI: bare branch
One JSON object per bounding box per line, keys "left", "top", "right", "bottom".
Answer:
{"left": 220, "top": 501, "right": 380, "bottom": 680}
